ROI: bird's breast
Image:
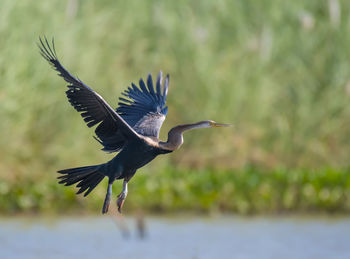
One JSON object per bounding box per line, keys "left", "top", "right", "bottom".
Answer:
{"left": 116, "top": 143, "right": 160, "bottom": 170}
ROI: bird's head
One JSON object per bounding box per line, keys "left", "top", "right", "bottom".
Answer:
{"left": 208, "top": 120, "right": 232, "bottom": 128}
{"left": 197, "top": 120, "right": 232, "bottom": 128}
{"left": 162, "top": 120, "right": 232, "bottom": 151}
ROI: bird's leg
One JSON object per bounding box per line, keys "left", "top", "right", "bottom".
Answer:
{"left": 117, "top": 179, "right": 129, "bottom": 213}
{"left": 102, "top": 180, "right": 113, "bottom": 214}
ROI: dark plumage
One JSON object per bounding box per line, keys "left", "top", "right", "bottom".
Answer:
{"left": 39, "top": 37, "right": 230, "bottom": 214}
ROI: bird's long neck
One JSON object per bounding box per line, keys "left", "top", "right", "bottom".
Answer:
{"left": 159, "top": 122, "right": 206, "bottom": 151}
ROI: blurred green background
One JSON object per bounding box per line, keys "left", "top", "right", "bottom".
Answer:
{"left": 0, "top": 0, "right": 350, "bottom": 215}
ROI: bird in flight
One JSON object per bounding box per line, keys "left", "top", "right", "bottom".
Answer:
{"left": 38, "top": 37, "right": 231, "bottom": 214}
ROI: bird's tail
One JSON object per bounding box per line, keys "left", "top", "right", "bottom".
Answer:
{"left": 57, "top": 165, "right": 105, "bottom": 196}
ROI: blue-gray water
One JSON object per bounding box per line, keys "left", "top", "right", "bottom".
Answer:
{"left": 1, "top": 216, "right": 349, "bottom": 259}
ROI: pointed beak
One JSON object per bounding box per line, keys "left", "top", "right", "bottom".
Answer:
{"left": 210, "top": 122, "right": 232, "bottom": 127}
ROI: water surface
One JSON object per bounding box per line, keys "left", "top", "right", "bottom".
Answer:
{"left": 1, "top": 216, "right": 349, "bottom": 259}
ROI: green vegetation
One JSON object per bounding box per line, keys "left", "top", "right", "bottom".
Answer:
{"left": 1, "top": 167, "right": 349, "bottom": 215}
{"left": 0, "top": 1, "right": 350, "bottom": 214}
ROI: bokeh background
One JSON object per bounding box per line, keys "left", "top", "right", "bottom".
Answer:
{"left": 1, "top": 0, "right": 350, "bottom": 215}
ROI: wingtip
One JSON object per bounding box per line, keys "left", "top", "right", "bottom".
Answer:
{"left": 163, "top": 74, "right": 169, "bottom": 97}
{"left": 37, "top": 35, "right": 58, "bottom": 62}
{"left": 165, "top": 74, "right": 170, "bottom": 84}
{"left": 146, "top": 73, "right": 156, "bottom": 96}
{"left": 157, "top": 71, "right": 163, "bottom": 82}
{"left": 156, "top": 71, "right": 163, "bottom": 96}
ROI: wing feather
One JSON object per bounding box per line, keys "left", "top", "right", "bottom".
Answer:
{"left": 117, "top": 71, "right": 169, "bottom": 138}
{"left": 38, "top": 37, "right": 139, "bottom": 151}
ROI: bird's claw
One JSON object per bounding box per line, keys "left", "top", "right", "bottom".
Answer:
{"left": 102, "top": 184, "right": 112, "bottom": 214}
{"left": 102, "top": 203, "right": 110, "bottom": 214}
{"left": 117, "top": 192, "right": 126, "bottom": 213}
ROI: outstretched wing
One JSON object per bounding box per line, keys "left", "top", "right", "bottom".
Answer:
{"left": 38, "top": 37, "right": 140, "bottom": 149}
{"left": 117, "top": 72, "right": 169, "bottom": 138}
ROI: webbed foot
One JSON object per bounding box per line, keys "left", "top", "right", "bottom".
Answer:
{"left": 116, "top": 180, "right": 128, "bottom": 213}
{"left": 102, "top": 182, "right": 112, "bottom": 214}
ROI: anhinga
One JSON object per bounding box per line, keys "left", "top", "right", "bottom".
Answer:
{"left": 38, "top": 37, "right": 231, "bottom": 214}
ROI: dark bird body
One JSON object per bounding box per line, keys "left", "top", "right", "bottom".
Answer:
{"left": 38, "top": 37, "right": 230, "bottom": 214}
{"left": 103, "top": 137, "right": 171, "bottom": 179}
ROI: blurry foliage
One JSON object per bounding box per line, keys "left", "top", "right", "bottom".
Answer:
{"left": 0, "top": 167, "right": 349, "bottom": 215}
{"left": 1, "top": 0, "right": 350, "bottom": 214}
